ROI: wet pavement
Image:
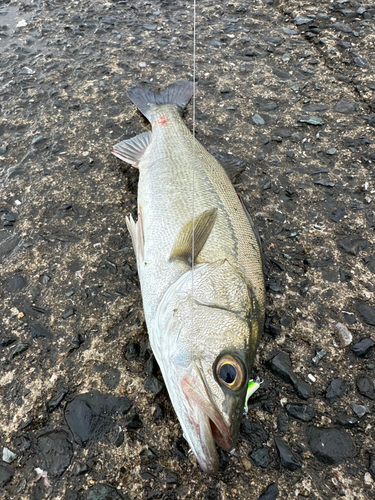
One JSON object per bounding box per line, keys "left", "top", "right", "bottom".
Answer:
{"left": 0, "top": 0, "right": 375, "bottom": 499}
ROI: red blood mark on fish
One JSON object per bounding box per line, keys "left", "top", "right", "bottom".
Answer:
{"left": 157, "top": 116, "right": 168, "bottom": 126}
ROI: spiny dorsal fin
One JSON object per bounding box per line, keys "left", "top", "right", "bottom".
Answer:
{"left": 169, "top": 208, "right": 218, "bottom": 265}
{"left": 112, "top": 131, "right": 152, "bottom": 166}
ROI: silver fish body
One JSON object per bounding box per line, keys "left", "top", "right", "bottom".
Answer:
{"left": 112, "top": 81, "right": 265, "bottom": 474}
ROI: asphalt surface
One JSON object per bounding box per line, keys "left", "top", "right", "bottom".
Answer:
{"left": 0, "top": 0, "right": 375, "bottom": 499}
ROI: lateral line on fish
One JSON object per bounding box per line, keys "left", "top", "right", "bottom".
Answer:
{"left": 191, "top": 0, "right": 197, "bottom": 339}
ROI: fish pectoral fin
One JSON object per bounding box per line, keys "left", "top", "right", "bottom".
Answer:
{"left": 112, "top": 131, "right": 152, "bottom": 166}
{"left": 126, "top": 211, "right": 144, "bottom": 263}
{"left": 169, "top": 208, "right": 217, "bottom": 265}
{"left": 214, "top": 152, "right": 246, "bottom": 183}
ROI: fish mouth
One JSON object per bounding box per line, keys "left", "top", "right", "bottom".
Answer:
{"left": 180, "top": 373, "right": 235, "bottom": 475}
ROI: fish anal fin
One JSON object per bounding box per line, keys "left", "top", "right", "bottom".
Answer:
{"left": 214, "top": 151, "right": 246, "bottom": 183}
{"left": 112, "top": 131, "right": 152, "bottom": 167}
{"left": 126, "top": 211, "right": 144, "bottom": 263}
{"left": 169, "top": 208, "right": 217, "bottom": 265}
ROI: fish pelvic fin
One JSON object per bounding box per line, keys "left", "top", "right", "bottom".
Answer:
{"left": 169, "top": 208, "right": 217, "bottom": 265}
{"left": 112, "top": 131, "right": 151, "bottom": 166}
{"left": 126, "top": 80, "right": 196, "bottom": 122}
{"left": 126, "top": 211, "right": 144, "bottom": 265}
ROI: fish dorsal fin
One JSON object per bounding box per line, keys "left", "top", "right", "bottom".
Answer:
{"left": 112, "top": 131, "right": 152, "bottom": 167}
{"left": 214, "top": 152, "right": 246, "bottom": 183}
{"left": 169, "top": 208, "right": 218, "bottom": 265}
{"left": 238, "top": 194, "right": 263, "bottom": 258}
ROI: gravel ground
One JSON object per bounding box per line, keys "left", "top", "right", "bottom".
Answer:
{"left": 1, "top": 0, "right": 375, "bottom": 499}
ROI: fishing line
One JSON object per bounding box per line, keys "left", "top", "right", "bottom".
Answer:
{"left": 191, "top": 0, "right": 196, "bottom": 325}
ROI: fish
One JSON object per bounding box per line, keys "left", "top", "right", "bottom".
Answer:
{"left": 112, "top": 80, "right": 265, "bottom": 474}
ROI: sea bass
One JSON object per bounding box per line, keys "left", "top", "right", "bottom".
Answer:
{"left": 112, "top": 80, "right": 265, "bottom": 474}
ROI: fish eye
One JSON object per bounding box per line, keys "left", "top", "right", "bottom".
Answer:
{"left": 215, "top": 354, "right": 246, "bottom": 391}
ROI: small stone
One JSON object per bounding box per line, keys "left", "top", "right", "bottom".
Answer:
{"left": 0, "top": 464, "right": 14, "bottom": 488}
{"left": 16, "top": 20, "right": 27, "bottom": 28}
{"left": 350, "top": 403, "right": 369, "bottom": 418}
{"left": 334, "top": 98, "right": 358, "bottom": 114}
{"left": 369, "top": 454, "right": 375, "bottom": 481}
{"left": 299, "top": 116, "right": 324, "bottom": 126}
{"left": 312, "top": 349, "right": 326, "bottom": 365}
{"left": 252, "top": 114, "right": 265, "bottom": 125}
{"left": 343, "top": 312, "right": 357, "bottom": 325}
{"left": 294, "top": 16, "right": 312, "bottom": 25}
{"left": 335, "top": 413, "right": 358, "bottom": 427}
{"left": 9, "top": 276, "right": 27, "bottom": 293}
{"left": 326, "top": 378, "right": 348, "bottom": 404}
{"left": 87, "top": 484, "right": 124, "bottom": 500}
{"left": 250, "top": 448, "right": 270, "bottom": 468}
{"left": 277, "top": 412, "right": 289, "bottom": 432}
{"left": 274, "top": 436, "right": 302, "bottom": 471}
{"left": 0, "top": 145, "right": 7, "bottom": 155}
{"left": 143, "top": 375, "right": 164, "bottom": 394}
{"left": 357, "top": 303, "right": 375, "bottom": 326}
{"left": 258, "top": 483, "right": 279, "bottom": 500}
{"left": 336, "top": 323, "right": 353, "bottom": 347}
{"left": 352, "top": 338, "right": 375, "bottom": 357}
{"left": 2, "top": 447, "right": 17, "bottom": 464}
{"left": 338, "top": 237, "right": 368, "bottom": 255}
{"left": 125, "top": 413, "right": 143, "bottom": 430}
{"left": 305, "top": 426, "right": 355, "bottom": 464}
{"left": 139, "top": 62, "right": 146, "bottom": 68}
{"left": 166, "top": 472, "right": 179, "bottom": 484}
{"left": 354, "top": 57, "right": 368, "bottom": 68}
{"left": 285, "top": 404, "right": 316, "bottom": 422}
{"left": 125, "top": 342, "right": 140, "bottom": 361}
{"left": 325, "top": 148, "right": 337, "bottom": 155}
{"left": 240, "top": 420, "right": 268, "bottom": 447}
{"left": 114, "top": 427, "right": 124, "bottom": 447}
{"left": 356, "top": 376, "right": 375, "bottom": 399}
{"left": 72, "top": 462, "right": 89, "bottom": 476}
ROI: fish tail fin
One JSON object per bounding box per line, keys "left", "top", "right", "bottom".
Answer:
{"left": 126, "top": 80, "right": 196, "bottom": 121}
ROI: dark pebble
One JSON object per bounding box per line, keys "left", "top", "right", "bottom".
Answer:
{"left": 274, "top": 435, "right": 302, "bottom": 471}
{"left": 250, "top": 448, "right": 270, "bottom": 468}
{"left": 369, "top": 454, "right": 375, "bottom": 481}
{"left": 326, "top": 378, "right": 348, "bottom": 404}
{"left": 86, "top": 483, "right": 125, "bottom": 500}
{"left": 62, "top": 307, "right": 75, "bottom": 319}
{"left": 125, "top": 413, "right": 143, "bottom": 430}
{"left": 269, "top": 351, "right": 312, "bottom": 399}
{"left": 0, "top": 336, "right": 17, "bottom": 348}
{"left": 72, "top": 462, "right": 89, "bottom": 476}
{"left": 125, "top": 341, "right": 140, "bottom": 361}
{"left": 337, "top": 237, "right": 368, "bottom": 255}
{"left": 330, "top": 208, "right": 346, "bottom": 222}
{"left": 143, "top": 375, "right": 164, "bottom": 394}
{"left": 240, "top": 419, "right": 268, "bottom": 447}
{"left": 46, "top": 387, "right": 68, "bottom": 412}
{"left": 357, "top": 303, "right": 375, "bottom": 326}
{"left": 350, "top": 402, "right": 369, "bottom": 418}
{"left": 356, "top": 375, "right": 375, "bottom": 399}
{"left": 277, "top": 412, "right": 289, "bottom": 432}
{"left": 173, "top": 437, "right": 188, "bottom": 461}
{"left": 30, "top": 324, "right": 52, "bottom": 339}
{"left": 9, "top": 343, "right": 29, "bottom": 361}
{"left": 305, "top": 426, "right": 355, "bottom": 464}
{"left": 0, "top": 464, "right": 14, "bottom": 487}
{"left": 37, "top": 429, "right": 73, "bottom": 477}
{"left": 166, "top": 471, "right": 179, "bottom": 484}
{"left": 114, "top": 427, "right": 124, "bottom": 447}
{"left": 335, "top": 413, "right": 358, "bottom": 427}
{"left": 334, "top": 98, "right": 358, "bottom": 114}
{"left": 144, "top": 352, "right": 156, "bottom": 376}
{"left": 9, "top": 275, "right": 27, "bottom": 293}
{"left": 285, "top": 404, "right": 316, "bottom": 422}
{"left": 153, "top": 404, "right": 165, "bottom": 423}
{"left": 258, "top": 483, "right": 279, "bottom": 500}
{"left": 343, "top": 312, "right": 357, "bottom": 325}
{"left": 352, "top": 338, "right": 375, "bottom": 357}
{"left": 65, "top": 391, "right": 132, "bottom": 445}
